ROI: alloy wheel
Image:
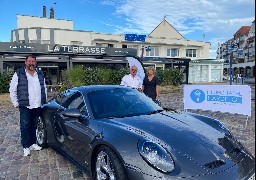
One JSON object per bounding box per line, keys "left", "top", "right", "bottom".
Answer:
{"left": 96, "top": 151, "right": 116, "bottom": 180}
{"left": 36, "top": 117, "right": 45, "bottom": 145}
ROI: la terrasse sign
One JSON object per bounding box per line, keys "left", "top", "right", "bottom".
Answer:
{"left": 47, "top": 45, "right": 106, "bottom": 54}
{"left": 0, "top": 42, "right": 137, "bottom": 56}
{"left": 183, "top": 85, "right": 251, "bottom": 116}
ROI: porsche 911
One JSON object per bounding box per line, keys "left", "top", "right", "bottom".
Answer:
{"left": 36, "top": 85, "right": 255, "bottom": 180}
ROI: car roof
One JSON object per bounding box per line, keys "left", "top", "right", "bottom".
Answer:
{"left": 70, "top": 85, "right": 128, "bottom": 93}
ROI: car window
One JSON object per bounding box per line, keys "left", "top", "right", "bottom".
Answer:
{"left": 67, "top": 92, "right": 88, "bottom": 116}
{"left": 88, "top": 88, "right": 162, "bottom": 119}
{"left": 55, "top": 90, "right": 76, "bottom": 105}
{"left": 57, "top": 91, "right": 88, "bottom": 116}
{"left": 68, "top": 93, "right": 88, "bottom": 116}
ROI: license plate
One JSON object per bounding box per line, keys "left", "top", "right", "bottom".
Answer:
{"left": 248, "top": 173, "right": 255, "bottom": 180}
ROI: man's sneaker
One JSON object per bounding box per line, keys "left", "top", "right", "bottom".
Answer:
{"left": 29, "top": 144, "right": 42, "bottom": 151}
{"left": 24, "top": 148, "right": 30, "bottom": 156}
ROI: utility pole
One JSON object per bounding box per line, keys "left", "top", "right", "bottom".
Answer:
{"left": 163, "top": 14, "right": 169, "bottom": 25}
{"left": 140, "top": 45, "right": 145, "bottom": 60}
{"left": 247, "top": 40, "right": 250, "bottom": 62}
{"left": 164, "top": 14, "right": 169, "bottom": 20}
{"left": 229, "top": 50, "right": 233, "bottom": 85}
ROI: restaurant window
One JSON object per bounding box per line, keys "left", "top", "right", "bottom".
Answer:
{"left": 71, "top": 41, "right": 83, "bottom": 46}
{"left": 128, "top": 45, "right": 138, "bottom": 49}
{"left": 186, "top": 49, "right": 197, "bottom": 57}
{"left": 42, "top": 40, "right": 50, "bottom": 44}
{"left": 167, "top": 49, "right": 179, "bottom": 57}
{"left": 146, "top": 46, "right": 159, "bottom": 56}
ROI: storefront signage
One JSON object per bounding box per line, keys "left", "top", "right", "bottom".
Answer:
{"left": 47, "top": 45, "right": 106, "bottom": 54}
{"left": 0, "top": 42, "right": 137, "bottom": 56}
{"left": 9, "top": 45, "right": 34, "bottom": 49}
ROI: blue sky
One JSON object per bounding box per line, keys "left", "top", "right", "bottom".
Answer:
{"left": 0, "top": 0, "right": 255, "bottom": 58}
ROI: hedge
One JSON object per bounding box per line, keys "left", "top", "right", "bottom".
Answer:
{"left": 0, "top": 66, "right": 184, "bottom": 94}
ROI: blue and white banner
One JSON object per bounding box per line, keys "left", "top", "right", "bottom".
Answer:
{"left": 184, "top": 85, "right": 251, "bottom": 116}
{"left": 126, "top": 57, "right": 145, "bottom": 81}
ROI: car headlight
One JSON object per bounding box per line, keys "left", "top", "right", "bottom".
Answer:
{"left": 138, "top": 139, "right": 175, "bottom": 173}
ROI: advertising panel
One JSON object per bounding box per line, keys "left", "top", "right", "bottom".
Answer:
{"left": 184, "top": 85, "right": 251, "bottom": 116}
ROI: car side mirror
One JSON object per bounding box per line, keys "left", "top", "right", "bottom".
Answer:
{"left": 62, "top": 108, "right": 81, "bottom": 118}
{"left": 78, "top": 115, "right": 89, "bottom": 125}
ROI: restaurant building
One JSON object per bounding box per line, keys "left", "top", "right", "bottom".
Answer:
{"left": 1, "top": 6, "right": 214, "bottom": 84}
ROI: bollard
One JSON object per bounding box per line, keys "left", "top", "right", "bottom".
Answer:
{"left": 242, "top": 77, "right": 244, "bottom": 84}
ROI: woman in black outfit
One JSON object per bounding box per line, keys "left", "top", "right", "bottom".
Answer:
{"left": 142, "top": 66, "right": 159, "bottom": 102}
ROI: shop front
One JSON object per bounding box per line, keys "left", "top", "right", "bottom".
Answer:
{"left": 0, "top": 42, "right": 137, "bottom": 86}
{"left": 142, "top": 57, "right": 191, "bottom": 84}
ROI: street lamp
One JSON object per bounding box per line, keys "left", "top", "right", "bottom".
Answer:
{"left": 229, "top": 48, "right": 233, "bottom": 85}
{"left": 228, "top": 38, "right": 239, "bottom": 85}
{"left": 140, "top": 45, "right": 151, "bottom": 61}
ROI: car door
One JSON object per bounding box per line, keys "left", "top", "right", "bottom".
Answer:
{"left": 59, "top": 91, "right": 97, "bottom": 166}
{"left": 50, "top": 90, "right": 76, "bottom": 145}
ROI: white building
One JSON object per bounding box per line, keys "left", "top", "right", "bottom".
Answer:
{"left": 2, "top": 8, "right": 221, "bottom": 84}
{"left": 12, "top": 14, "right": 210, "bottom": 60}
{"left": 189, "top": 59, "right": 224, "bottom": 83}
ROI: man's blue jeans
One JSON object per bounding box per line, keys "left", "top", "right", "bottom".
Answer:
{"left": 19, "top": 107, "right": 41, "bottom": 148}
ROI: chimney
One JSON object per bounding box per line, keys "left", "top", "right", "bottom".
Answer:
{"left": 50, "top": 7, "right": 54, "bottom": 18}
{"left": 43, "top": 6, "right": 46, "bottom": 17}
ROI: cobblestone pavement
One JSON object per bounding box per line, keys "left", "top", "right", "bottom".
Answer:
{"left": 0, "top": 84, "right": 255, "bottom": 179}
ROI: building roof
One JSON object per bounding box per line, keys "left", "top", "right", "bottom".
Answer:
{"left": 222, "top": 38, "right": 234, "bottom": 45}
{"left": 148, "top": 20, "right": 185, "bottom": 40}
{"left": 234, "top": 26, "right": 251, "bottom": 39}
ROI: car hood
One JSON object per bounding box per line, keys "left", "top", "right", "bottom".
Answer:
{"left": 110, "top": 111, "right": 248, "bottom": 169}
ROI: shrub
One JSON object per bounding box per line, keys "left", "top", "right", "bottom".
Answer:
{"left": 60, "top": 66, "right": 85, "bottom": 89}
{"left": 0, "top": 71, "right": 13, "bottom": 94}
{"left": 155, "top": 68, "right": 183, "bottom": 86}
{"left": 59, "top": 66, "right": 129, "bottom": 91}
{"left": 170, "top": 68, "right": 184, "bottom": 86}
{"left": 59, "top": 66, "right": 183, "bottom": 92}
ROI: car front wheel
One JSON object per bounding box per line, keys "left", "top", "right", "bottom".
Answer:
{"left": 93, "top": 145, "right": 128, "bottom": 180}
{"left": 36, "top": 116, "right": 48, "bottom": 148}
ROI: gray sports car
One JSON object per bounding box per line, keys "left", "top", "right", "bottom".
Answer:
{"left": 36, "top": 85, "right": 255, "bottom": 180}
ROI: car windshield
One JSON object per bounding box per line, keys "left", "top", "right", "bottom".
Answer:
{"left": 87, "top": 88, "right": 163, "bottom": 119}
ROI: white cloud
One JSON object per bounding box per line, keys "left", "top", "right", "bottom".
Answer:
{"left": 101, "top": 0, "right": 255, "bottom": 58}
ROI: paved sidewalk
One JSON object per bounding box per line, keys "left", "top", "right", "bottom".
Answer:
{"left": 0, "top": 84, "right": 255, "bottom": 179}
{"left": 0, "top": 104, "right": 91, "bottom": 179}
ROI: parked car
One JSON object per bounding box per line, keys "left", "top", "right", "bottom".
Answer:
{"left": 36, "top": 85, "right": 255, "bottom": 180}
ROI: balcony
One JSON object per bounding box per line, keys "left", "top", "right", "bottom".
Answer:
{"left": 249, "top": 50, "right": 255, "bottom": 56}
{"left": 238, "top": 36, "right": 246, "bottom": 42}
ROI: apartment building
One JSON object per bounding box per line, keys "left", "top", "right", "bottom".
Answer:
{"left": 217, "top": 20, "right": 255, "bottom": 78}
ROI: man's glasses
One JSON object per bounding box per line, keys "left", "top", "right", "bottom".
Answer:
{"left": 131, "top": 69, "right": 137, "bottom": 72}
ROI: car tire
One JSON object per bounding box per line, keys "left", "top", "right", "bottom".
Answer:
{"left": 36, "top": 116, "right": 48, "bottom": 148}
{"left": 93, "top": 145, "right": 128, "bottom": 180}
